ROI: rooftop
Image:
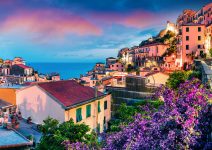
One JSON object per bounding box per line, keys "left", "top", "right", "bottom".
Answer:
{"left": 182, "top": 23, "right": 205, "bottom": 26}
{"left": 0, "top": 127, "right": 32, "bottom": 149}
{"left": 0, "top": 84, "right": 25, "bottom": 89}
{"left": 35, "top": 80, "right": 105, "bottom": 108}
{"left": 14, "top": 64, "right": 32, "bottom": 69}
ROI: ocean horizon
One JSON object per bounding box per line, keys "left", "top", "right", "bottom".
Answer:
{"left": 28, "top": 62, "right": 96, "bottom": 80}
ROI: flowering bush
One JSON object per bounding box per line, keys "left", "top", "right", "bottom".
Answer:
{"left": 104, "top": 79, "right": 212, "bottom": 150}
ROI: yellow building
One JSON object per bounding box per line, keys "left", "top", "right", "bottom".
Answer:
{"left": 17, "top": 80, "right": 111, "bottom": 133}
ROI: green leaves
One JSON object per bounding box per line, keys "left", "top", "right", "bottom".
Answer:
{"left": 37, "top": 117, "right": 98, "bottom": 150}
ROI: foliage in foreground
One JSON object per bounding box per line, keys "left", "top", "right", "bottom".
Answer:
{"left": 108, "top": 100, "right": 163, "bottom": 132}
{"left": 36, "top": 117, "right": 99, "bottom": 150}
{"left": 166, "top": 70, "right": 201, "bottom": 89}
{"left": 104, "top": 79, "right": 212, "bottom": 149}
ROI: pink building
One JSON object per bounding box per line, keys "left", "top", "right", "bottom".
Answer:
{"left": 80, "top": 75, "right": 98, "bottom": 87}
{"left": 109, "top": 62, "right": 125, "bottom": 72}
{"left": 177, "top": 23, "right": 205, "bottom": 67}
{"left": 135, "top": 43, "right": 169, "bottom": 66}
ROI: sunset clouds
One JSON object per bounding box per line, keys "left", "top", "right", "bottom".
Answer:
{"left": 0, "top": 9, "right": 102, "bottom": 37}
{"left": 0, "top": 0, "right": 210, "bottom": 62}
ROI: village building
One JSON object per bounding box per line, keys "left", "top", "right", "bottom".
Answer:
{"left": 109, "top": 62, "right": 125, "bottom": 72}
{"left": 0, "top": 84, "right": 24, "bottom": 105}
{"left": 10, "top": 64, "right": 33, "bottom": 76}
{"left": 106, "top": 57, "right": 117, "bottom": 67}
{"left": 16, "top": 80, "right": 111, "bottom": 133}
{"left": 134, "top": 43, "right": 169, "bottom": 67}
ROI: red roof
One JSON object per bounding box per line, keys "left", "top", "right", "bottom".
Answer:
{"left": 15, "top": 64, "right": 31, "bottom": 69}
{"left": 37, "top": 80, "right": 104, "bottom": 107}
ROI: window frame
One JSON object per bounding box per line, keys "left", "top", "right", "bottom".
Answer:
{"left": 76, "top": 108, "right": 82, "bottom": 122}
{"left": 86, "top": 104, "right": 91, "bottom": 118}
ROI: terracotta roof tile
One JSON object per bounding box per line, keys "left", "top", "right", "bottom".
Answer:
{"left": 37, "top": 80, "right": 104, "bottom": 107}
{"left": 14, "top": 64, "right": 31, "bottom": 69}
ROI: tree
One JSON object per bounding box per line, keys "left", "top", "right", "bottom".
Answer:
{"left": 126, "top": 64, "right": 134, "bottom": 73}
{"left": 37, "top": 117, "right": 99, "bottom": 150}
{"left": 167, "top": 71, "right": 201, "bottom": 89}
{"left": 166, "top": 71, "right": 188, "bottom": 89}
{"left": 108, "top": 100, "right": 163, "bottom": 132}
{"left": 104, "top": 79, "right": 212, "bottom": 149}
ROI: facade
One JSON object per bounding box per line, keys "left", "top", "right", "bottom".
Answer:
{"left": 0, "top": 88, "right": 17, "bottom": 105}
{"left": 118, "top": 47, "right": 134, "bottom": 65}
{"left": 80, "top": 75, "right": 98, "bottom": 87}
{"left": 11, "top": 64, "right": 33, "bottom": 76}
{"left": 176, "top": 3, "right": 212, "bottom": 67}
{"left": 177, "top": 23, "right": 206, "bottom": 67}
{"left": 16, "top": 80, "right": 111, "bottom": 133}
{"left": 93, "top": 62, "right": 105, "bottom": 74}
{"left": 1, "top": 67, "right": 10, "bottom": 76}
{"left": 145, "top": 72, "right": 169, "bottom": 86}
{"left": 106, "top": 57, "right": 117, "bottom": 67}
{"left": 109, "top": 62, "right": 125, "bottom": 72}
{"left": 135, "top": 43, "right": 169, "bottom": 66}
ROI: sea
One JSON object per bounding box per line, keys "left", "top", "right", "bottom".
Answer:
{"left": 28, "top": 62, "right": 95, "bottom": 80}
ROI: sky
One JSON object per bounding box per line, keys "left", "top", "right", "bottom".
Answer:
{"left": 0, "top": 0, "right": 211, "bottom": 62}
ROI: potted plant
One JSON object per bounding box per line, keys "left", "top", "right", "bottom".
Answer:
{"left": 17, "top": 111, "right": 22, "bottom": 120}
{"left": 6, "top": 122, "right": 12, "bottom": 130}
{"left": 2, "top": 122, "right": 7, "bottom": 129}
{"left": 10, "top": 115, "right": 16, "bottom": 124}
{"left": 27, "top": 117, "right": 32, "bottom": 124}
{"left": 14, "top": 121, "right": 20, "bottom": 129}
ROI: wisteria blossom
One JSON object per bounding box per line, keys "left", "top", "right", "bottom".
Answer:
{"left": 104, "top": 79, "right": 212, "bottom": 150}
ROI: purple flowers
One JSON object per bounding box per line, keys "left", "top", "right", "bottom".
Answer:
{"left": 104, "top": 78, "right": 212, "bottom": 149}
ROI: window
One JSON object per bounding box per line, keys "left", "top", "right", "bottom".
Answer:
{"left": 198, "top": 27, "right": 201, "bottom": 32}
{"left": 76, "top": 108, "right": 82, "bottom": 122}
{"left": 186, "top": 36, "right": 189, "bottom": 41}
{"left": 104, "top": 101, "right": 107, "bottom": 110}
{"left": 198, "top": 45, "right": 201, "bottom": 49}
{"left": 98, "top": 101, "right": 101, "bottom": 113}
{"left": 86, "top": 105, "right": 91, "bottom": 118}
{"left": 104, "top": 116, "right": 106, "bottom": 124}
{"left": 186, "top": 45, "right": 189, "bottom": 50}
{"left": 198, "top": 36, "right": 201, "bottom": 41}
{"left": 186, "top": 27, "right": 189, "bottom": 32}
{"left": 97, "top": 123, "right": 100, "bottom": 133}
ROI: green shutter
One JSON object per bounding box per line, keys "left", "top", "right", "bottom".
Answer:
{"left": 76, "top": 108, "right": 82, "bottom": 122}
{"left": 104, "top": 101, "right": 107, "bottom": 110}
{"left": 86, "top": 105, "right": 91, "bottom": 118}
{"left": 98, "top": 101, "right": 101, "bottom": 113}
{"left": 97, "top": 123, "right": 100, "bottom": 133}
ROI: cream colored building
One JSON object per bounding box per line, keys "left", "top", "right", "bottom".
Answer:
{"left": 145, "top": 72, "right": 169, "bottom": 86}
{"left": 16, "top": 80, "right": 111, "bottom": 133}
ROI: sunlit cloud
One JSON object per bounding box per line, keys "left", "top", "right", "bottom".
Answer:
{"left": 0, "top": 9, "right": 102, "bottom": 39}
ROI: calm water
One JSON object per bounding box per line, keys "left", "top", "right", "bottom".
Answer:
{"left": 28, "top": 62, "right": 95, "bottom": 79}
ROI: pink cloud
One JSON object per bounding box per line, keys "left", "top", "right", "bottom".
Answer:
{"left": 0, "top": 9, "right": 102, "bottom": 37}
{"left": 88, "top": 11, "right": 165, "bottom": 29}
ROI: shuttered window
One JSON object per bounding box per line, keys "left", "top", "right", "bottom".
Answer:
{"left": 98, "top": 101, "right": 101, "bottom": 113}
{"left": 104, "top": 101, "right": 107, "bottom": 110}
{"left": 86, "top": 104, "right": 91, "bottom": 118}
{"left": 76, "top": 108, "right": 82, "bottom": 122}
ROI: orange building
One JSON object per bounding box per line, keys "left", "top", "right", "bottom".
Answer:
{"left": 0, "top": 88, "right": 17, "bottom": 105}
